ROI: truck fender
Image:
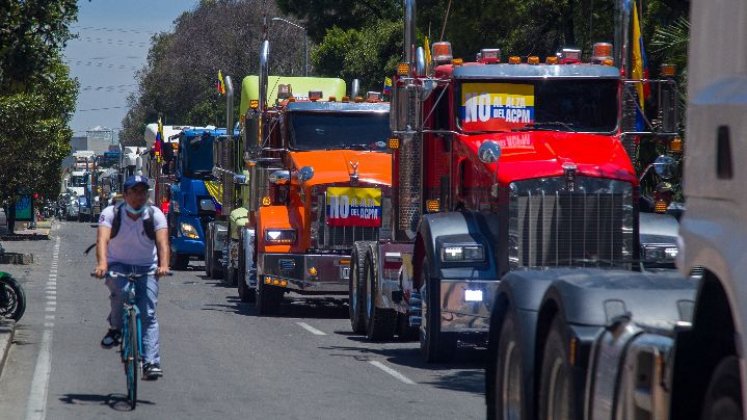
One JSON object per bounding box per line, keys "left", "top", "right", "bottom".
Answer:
{"left": 414, "top": 211, "right": 500, "bottom": 287}
{"left": 241, "top": 227, "right": 256, "bottom": 289}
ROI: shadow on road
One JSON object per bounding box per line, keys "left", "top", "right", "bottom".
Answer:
{"left": 211, "top": 294, "right": 350, "bottom": 320}
{"left": 319, "top": 342, "right": 486, "bottom": 395}
{"left": 58, "top": 393, "right": 155, "bottom": 411}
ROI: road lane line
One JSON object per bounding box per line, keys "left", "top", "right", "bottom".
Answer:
{"left": 368, "top": 361, "right": 416, "bottom": 385}
{"left": 25, "top": 235, "right": 60, "bottom": 420}
{"left": 296, "top": 322, "right": 326, "bottom": 336}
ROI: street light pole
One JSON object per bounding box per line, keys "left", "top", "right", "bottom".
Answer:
{"left": 271, "top": 17, "right": 308, "bottom": 76}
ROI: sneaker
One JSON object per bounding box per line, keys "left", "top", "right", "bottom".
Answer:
{"left": 100, "top": 329, "right": 121, "bottom": 348}
{"left": 143, "top": 363, "right": 163, "bottom": 380}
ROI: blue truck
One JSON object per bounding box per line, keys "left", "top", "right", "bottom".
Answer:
{"left": 168, "top": 127, "right": 227, "bottom": 270}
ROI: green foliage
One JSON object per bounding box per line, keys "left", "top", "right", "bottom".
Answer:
{"left": 0, "top": 0, "right": 79, "bottom": 201}
{"left": 313, "top": 21, "right": 402, "bottom": 91}
{"left": 121, "top": 0, "right": 304, "bottom": 145}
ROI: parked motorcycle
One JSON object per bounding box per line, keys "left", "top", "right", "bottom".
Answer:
{"left": 0, "top": 272, "right": 26, "bottom": 321}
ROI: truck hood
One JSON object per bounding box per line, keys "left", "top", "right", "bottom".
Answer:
{"left": 462, "top": 131, "right": 637, "bottom": 184}
{"left": 289, "top": 150, "right": 392, "bottom": 186}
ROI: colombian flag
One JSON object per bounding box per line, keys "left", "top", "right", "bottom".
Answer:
{"left": 216, "top": 70, "right": 226, "bottom": 95}
{"left": 383, "top": 77, "right": 392, "bottom": 96}
{"left": 155, "top": 116, "right": 164, "bottom": 163}
{"left": 631, "top": 2, "right": 650, "bottom": 131}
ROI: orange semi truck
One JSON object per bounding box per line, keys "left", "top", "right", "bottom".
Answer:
{"left": 240, "top": 41, "right": 393, "bottom": 314}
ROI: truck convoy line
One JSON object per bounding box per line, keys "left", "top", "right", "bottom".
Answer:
{"left": 483, "top": 0, "right": 747, "bottom": 419}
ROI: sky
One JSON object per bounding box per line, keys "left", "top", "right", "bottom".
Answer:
{"left": 64, "top": 0, "right": 199, "bottom": 138}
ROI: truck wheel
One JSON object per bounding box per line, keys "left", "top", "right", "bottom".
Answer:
{"left": 420, "top": 261, "right": 456, "bottom": 363}
{"left": 701, "top": 356, "right": 742, "bottom": 420}
{"left": 489, "top": 311, "right": 522, "bottom": 420}
{"left": 539, "top": 317, "right": 576, "bottom": 420}
{"left": 397, "top": 314, "right": 418, "bottom": 342}
{"left": 237, "top": 241, "right": 255, "bottom": 303}
{"left": 349, "top": 242, "right": 367, "bottom": 334}
{"left": 208, "top": 252, "right": 223, "bottom": 279}
{"left": 364, "top": 252, "right": 396, "bottom": 341}
{"left": 256, "top": 278, "right": 282, "bottom": 315}
{"left": 170, "top": 253, "right": 189, "bottom": 271}
{"left": 204, "top": 232, "right": 213, "bottom": 277}
{"left": 224, "top": 266, "right": 237, "bottom": 286}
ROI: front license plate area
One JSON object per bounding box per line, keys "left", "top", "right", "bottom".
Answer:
{"left": 340, "top": 266, "right": 351, "bottom": 280}
{"left": 464, "top": 289, "right": 483, "bottom": 302}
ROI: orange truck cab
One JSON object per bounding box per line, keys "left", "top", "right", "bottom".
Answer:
{"left": 241, "top": 42, "right": 393, "bottom": 314}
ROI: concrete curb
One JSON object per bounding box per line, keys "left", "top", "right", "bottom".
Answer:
{"left": 0, "top": 319, "right": 15, "bottom": 379}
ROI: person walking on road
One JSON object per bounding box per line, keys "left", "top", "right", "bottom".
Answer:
{"left": 93, "top": 175, "right": 170, "bottom": 380}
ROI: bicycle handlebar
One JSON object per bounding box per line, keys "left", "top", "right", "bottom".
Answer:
{"left": 90, "top": 271, "right": 173, "bottom": 279}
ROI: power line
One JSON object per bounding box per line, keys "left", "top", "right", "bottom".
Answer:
{"left": 77, "top": 106, "right": 129, "bottom": 112}
{"left": 71, "top": 25, "right": 158, "bottom": 36}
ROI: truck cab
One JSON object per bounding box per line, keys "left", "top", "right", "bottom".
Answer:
{"left": 168, "top": 127, "right": 225, "bottom": 269}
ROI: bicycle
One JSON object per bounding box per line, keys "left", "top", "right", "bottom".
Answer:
{"left": 92, "top": 270, "right": 171, "bottom": 410}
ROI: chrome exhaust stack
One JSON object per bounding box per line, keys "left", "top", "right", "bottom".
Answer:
{"left": 614, "top": 0, "right": 632, "bottom": 78}
{"left": 404, "top": 0, "right": 416, "bottom": 76}
{"left": 221, "top": 75, "right": 235, "bottom": 216}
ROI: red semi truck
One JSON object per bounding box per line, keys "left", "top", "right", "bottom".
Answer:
{"left": 349, "top": 0, "right": 678, "bottom": 366}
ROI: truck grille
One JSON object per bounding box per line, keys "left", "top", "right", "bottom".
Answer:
{"left": 310, "top": 185, "right": 388, "bottom": 251}
{"left": 508, "top": 177, "right": 634, "bottom": 269}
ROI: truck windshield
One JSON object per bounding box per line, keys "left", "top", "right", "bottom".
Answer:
{"left": 69, "top": 175, "right": 86, "bottom": 187}
{"left": 182, "top": 135, "right": 214, "bottom": 178}
{"left": 288, "top": 111, "right": 391, "bottom": 151}
{"left": 457, "top": 79, "right": 619, "bottom": 133}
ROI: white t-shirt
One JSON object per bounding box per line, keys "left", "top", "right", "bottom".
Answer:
{"left": 99, "top": 205, "right": 168, "bottom": 266}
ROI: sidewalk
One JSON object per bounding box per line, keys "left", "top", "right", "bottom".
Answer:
{"left": 0, "top": 219, "right": 52, "bottom": 240}
{"left": 0, "top": 319, "right": 14, "bottom": 379}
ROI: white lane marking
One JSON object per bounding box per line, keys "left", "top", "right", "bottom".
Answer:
{"left": 296, "top": 322, "right": 326, "bottom": 336}
{"left": 26, "top": 235, "right": 60, "bottom": 420}
{"left": 368, "top": 361, "right": 416, "bottom": 385}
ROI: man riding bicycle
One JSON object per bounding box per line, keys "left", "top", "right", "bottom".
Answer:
{"left": 94, "top": 175, "right": 170, "bottom": 380}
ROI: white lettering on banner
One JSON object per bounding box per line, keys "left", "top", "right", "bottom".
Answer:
{"left": 465, "top": 93, "right": 479, "bottom": 123}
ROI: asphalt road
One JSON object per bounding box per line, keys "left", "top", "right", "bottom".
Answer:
{"left": 0, "top": 221, "right": 486, "bottom": 419}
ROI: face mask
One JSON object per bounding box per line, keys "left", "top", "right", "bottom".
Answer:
{"left": 125, "top": 204, "right": 145, "bottom": 215}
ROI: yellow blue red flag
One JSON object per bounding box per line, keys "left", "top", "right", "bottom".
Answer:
{"left": 155, "top": 116, "right": 164, "bottom": 163}
{"left": 383, "top": 77, "right": 392, "bottom": 95}
{"left": 217, "top": 70, "right": 226, "bottom": 95}
{"left": 631, "top": 2, "right": 650, "bottom": 130}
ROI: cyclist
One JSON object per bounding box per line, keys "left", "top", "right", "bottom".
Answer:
{"left": 93, "top": 175, "right": 170, "bottom": 380}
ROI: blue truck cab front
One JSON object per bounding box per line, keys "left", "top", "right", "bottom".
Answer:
{"left": 168, "top": 127, "right": 225, "bottom": 269}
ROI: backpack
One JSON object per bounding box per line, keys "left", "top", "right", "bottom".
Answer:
{"left": 110, "top": 203, "right": 156, "bottom": 241}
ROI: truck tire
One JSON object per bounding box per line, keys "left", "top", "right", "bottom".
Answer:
{"left": 488, "top": 311, "right": 523, "bottom": 420}
{"left": 224, "top": 266, "right": 237, "bottom": 286}
{"left": 170, "top": 253, "right": 189, "bottom": 271}
{"left": 397, "top": 314, "right": 418, "bottom": 342}
{"left": 420, "top": 260, "right": 456, "bottom": 363}
{"left": 204, "top": 230, "right": 213, "bottom": 277}
{"left": 539, "top": 316, "right": 576, "bottom": 420}
{"left": 256, "top": 278, "right": 282, "bottom": 315}
{"left": 701, "top": 356, "right": 743, "bottom": 420}
{"left": 209, "top": 252, "right": 222, "bottom": 279}
{"left": 0, "top": 275, "right": 26, "bottom": 321}
{"left": 237, "top": 240, "right": 255, "bottom": 303}
{"left": 349, "top": 242, "right": 367, "bottom": 334}
{"left": 364, "top": 252, "right": 396, "bottom": 341}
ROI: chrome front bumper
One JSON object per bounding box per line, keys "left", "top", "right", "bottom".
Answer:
{"left": 258, "top": 253, "right": 351, "bottom": 294}
{"left": 439, "top": 279, "right": 500, "bottom": 333}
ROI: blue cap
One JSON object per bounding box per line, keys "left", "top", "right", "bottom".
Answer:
{"left": 123, "top": 175, "right": 150, "bottom": 191}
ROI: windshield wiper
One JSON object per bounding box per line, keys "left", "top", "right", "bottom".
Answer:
{"left": 513, "top": 121, "right": 577, "bottom": 132}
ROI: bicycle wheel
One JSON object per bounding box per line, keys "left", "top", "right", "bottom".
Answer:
{"left": 125, "top": 309, "right": 139, "bottom": 409}
{"left": 0, "top": 274, "right": 26, "bottom": 321}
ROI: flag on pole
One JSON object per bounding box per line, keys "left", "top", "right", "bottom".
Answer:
{"left": 424, "top": 36, "right": 432, "bottom": 74}
{"left": 383, "top": 77, "right": 392, "bottom": 96}
{"left": 155, "top": 116, "right": 164, "bottom": 163}
{"left": 216, "top": 70, "right": 226, "bottom": 95}
{"left": 631, "top": 2, "right": 650, "bottom": 131}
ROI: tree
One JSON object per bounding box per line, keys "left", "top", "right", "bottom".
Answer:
{"left": 0, "top": 0, "right": 79, "bottom": 203}
{"left": 121, "top": 0, "right": 305, "bottom": 145}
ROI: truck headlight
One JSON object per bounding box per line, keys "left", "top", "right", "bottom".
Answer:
{"left": 180, "top": 222, "right": 199, "bottom": 239}
{"left": 441, "top": 244, "right": 485, "bottom": 262}
{"left": 264, "top": 229, "right": 297, "bottom": 244}
{"left": 642, "top": 244, "right": 678, "bottom": 263}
